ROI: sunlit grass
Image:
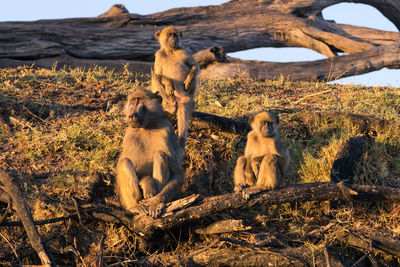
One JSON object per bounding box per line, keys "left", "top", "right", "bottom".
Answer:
{"left": 0, "top": 65, "right": 399, "bottom": 264}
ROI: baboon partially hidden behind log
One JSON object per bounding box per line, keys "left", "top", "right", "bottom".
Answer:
{"left": 151, "top": 26, "right": 199, "bottom": 149}
{"left": 234, "top": 112, "right": 290, "bottom": 196}
{"left": 116, "top": 89, "right": 184, "bottom": 218}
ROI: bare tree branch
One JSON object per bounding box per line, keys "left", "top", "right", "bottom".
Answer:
{"left": 0, "top": 171, "right": 55, "bottom": 266}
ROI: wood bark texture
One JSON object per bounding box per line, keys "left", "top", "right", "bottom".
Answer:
{"left": 200, "top": 41, "right": 400, "bottom": 80}
{"left": 0, "top": 0, "right": 399, "bottom": 80}
{"left": 3, "top": 182, "right": 400, "bottom": 242}
{"left": 129, "top": 182, "right": 400, "bottom": 237}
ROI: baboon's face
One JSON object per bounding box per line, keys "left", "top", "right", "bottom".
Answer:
{"left": 251, "top": 112, "right": 278, "bottom": 138}
{"left": 124, "top": 96, "right": 147, "bottom": 128}
{"left": 210, "top": 46, "right": 227, "bottom": 62}
{"left": 124, "top": 90, "right": 162, "bottom": 128}
{"left": 156, "top": 26, "right": 181, "bottom": 50}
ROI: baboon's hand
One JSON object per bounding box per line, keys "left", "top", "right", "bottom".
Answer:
{"left": 234, "top": 184, "right": 246, "bottom": 193}
{"left": 184, "top": 76, "right": 192, "bottom": 91}
{"left": 147, "top": 202, "right": 165, "bottom": 218}
{"left": 242, "top": 187, "right": 262, "bottom": 200}
{"left": 128, "top": 204, "right": 148, "bottom": 216}
{"left": 162, "top": 80, "right": 174, "bottom": 96}
{"left": 165, "top": 86, "right": 174, "bottom": 96}
{"left": 142, "top": 185, "right": 157, "bottom": 199}
{"left": 162, "top": 98, "right": 177, "bottom": 114}
{"left": 141, "top": 198, "right": 165, "bottom": 218}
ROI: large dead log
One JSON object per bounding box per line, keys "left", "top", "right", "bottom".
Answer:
{"left": 199, "top": 40, "right": 400, "bottom": 80}
{"left": 0, "top": 0, "right": 399, "bottom": 80}
{"left": 336, "top": 229, "right": 400, "bottom": 259}
{"left": 191, "top": 110, "right": 394, "bottom": 137}
{"left": 3, "top": 182, "right": 400, "bottom": 240}
{"left": 145, "top": 246, "right": 308, "bottom": 266}
{"left": 130, "top": 182, "right": 400, "bottom": 237}
{"left": 191, "top": 111, "right": 251, "bottom": 135}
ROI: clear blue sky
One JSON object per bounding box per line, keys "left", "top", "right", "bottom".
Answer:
{"left": 1, "top": 0, "right": 399, "bottom": 87}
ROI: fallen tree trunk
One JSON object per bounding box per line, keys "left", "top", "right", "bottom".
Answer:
{"left": 199, "top": 40, "right": 400, "bottom": 80}
{"left": 0, "top": 0, "right": 399, "bottom": 80}
{"left": 337, "top": 229, "right": 400, "bottom": 258}
{"left": 191, "top": 111, "right": 251, "bottom": 135}
{"left": 191, "top": 110, "right": 396, "bottom": 136}
{"left": 3, "top": 182, "right": 400, "bottom": 239}
{"left": 131, "top": 182, "right": 400, "bottom": 237}
{"left": 146, "top": 246, "right": 308, "bottom": 266}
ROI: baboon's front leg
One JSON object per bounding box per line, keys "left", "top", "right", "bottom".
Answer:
{"left": 116, "top": 157, "right": 144, "bottom": 213}
{"left": 161, "top": 76, "right": 175, "bottom": 96}
{"left": 152, "top": 74, "right": 177, "bottom": 114}
{"left": 184, "top": 64, "right": 197, "bottom": 91}
{"left": 257, "top": 154, "right": 279, "bottom": 190}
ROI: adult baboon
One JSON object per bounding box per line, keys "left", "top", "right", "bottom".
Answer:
{"left": 193, "top": 46, "right": 227, "bottom": 69}
{"left": 234, "top": 111, "right": 290, "bottom": 193}
{"left": 116, "top": 89, "right": 184, "bottom": 218}
{"left": 151, "top": 26, "right": 199, "bottom": 149}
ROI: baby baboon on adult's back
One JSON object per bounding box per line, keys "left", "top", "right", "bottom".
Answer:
{"left": 151, "top": 26, "right": 199, "bottom": 149}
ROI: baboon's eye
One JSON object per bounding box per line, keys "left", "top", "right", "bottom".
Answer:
{"left": 267, "top": 121, "right": 273, "bottom": 126}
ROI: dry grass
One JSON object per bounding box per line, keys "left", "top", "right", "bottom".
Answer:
{"left": 0, "top": 65, "right": 399, "bottom": 265}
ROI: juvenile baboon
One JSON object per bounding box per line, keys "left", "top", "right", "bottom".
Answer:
{"left": 234, "top": 111, "right": 290, "bottom": 194}
{"left": 116, "top": 89, "right": 184, "bottom": 218}
{"left": 151, "top": 26, "right": 199, "bottom": 149}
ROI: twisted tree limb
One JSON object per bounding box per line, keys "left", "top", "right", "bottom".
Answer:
{"left": 130, "top": 182, "right": 400, "bottom": 237}
{"left": 199, "top": 40, "right": 400, "bottom": 80}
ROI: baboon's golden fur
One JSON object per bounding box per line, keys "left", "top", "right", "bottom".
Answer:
{"left": 151, "top": 26, "right": 199, "bottom": 149}
{"left": 234, "top": 111, "right": 290, "bottom": 192}
{"left": 116, "top": 89, "right": 184, "bottom": 218}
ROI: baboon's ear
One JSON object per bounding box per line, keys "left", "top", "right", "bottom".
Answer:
{"left": 155, "top": 30, "right": 161, "bottom": 40}
{"left": 210, "top": 46, "right": 217, "bottom": 53}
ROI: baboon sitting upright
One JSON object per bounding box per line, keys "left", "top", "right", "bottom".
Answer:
{"left": 151, "top": 26, "right": 199, "bottom": 149}
{"left": 116, "top": 89, "right": 184, "bottom": 218}
{"left": 234, "top": 111, "right": 290, "bottom": 194}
